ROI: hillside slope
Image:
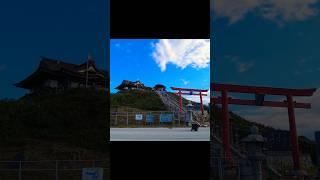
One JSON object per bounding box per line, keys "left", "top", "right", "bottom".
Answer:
{"left": 211, "top": 105, "right": 316, "bottom": 163}
{"left": 0, "top": 89, "right": 109, "bottom": 160}
{"left": 111, "top": 90, "right": 167, "bottom": 111}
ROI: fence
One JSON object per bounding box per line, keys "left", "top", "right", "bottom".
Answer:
{"left": 211, "top": 157, "right": 319, "bottom": 180}
{"left": 211, "top": 157, "right": 241, "bottom": 180}
{"left": 110, "top": 111, "right": 187, "bottom": 127}
{"left": 0, "top": 160, "right": 109, "bottom": 180}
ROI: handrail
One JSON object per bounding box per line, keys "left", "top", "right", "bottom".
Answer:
{"left": 156, "top": 91, "right": 187, "bottom": 113}
{"left": 212, "top": 135, "right": 282, "bottom": 177}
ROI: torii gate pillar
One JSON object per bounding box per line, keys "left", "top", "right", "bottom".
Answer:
{"left": 222, "top": 90, "right": 232, "bottom": 161}
{"left": 287, "top": 95, "right": 300, "bottom": 170}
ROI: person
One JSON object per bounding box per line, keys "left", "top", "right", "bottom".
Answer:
{"left": 191, "top": 121, "right": 200, "bottom": 131}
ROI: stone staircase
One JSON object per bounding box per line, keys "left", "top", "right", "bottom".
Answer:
{"left": 155, "top": 91, "right": 186, "bottom": 113}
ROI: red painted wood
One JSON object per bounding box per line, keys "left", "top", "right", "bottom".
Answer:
{"left": 211, "top": 97, "right": 311, "bottom": 109}
{"left": 210, "top": 82, "right": 316, "bottom": 171}
{"left": 221, "top": 90, "right": 232, "bottom": 162}
{"left": 179, "top": 90, "right": 182, "bottom": 113}
{"left": 200, "top": 92, "right": 204, "bottom": 115}
{"left": 171, "top": 87, "right": 208, "bottom": 92}
{"left": 174, "top": 92, "right": 208, "bottom": 96}
{"left": 171, "top": 87, "right": 208, "bottom": 114}
{"left": 287, "top": 95, "right": 300, "bottom": 170}
{"left": 211, "top": 83, "right": 316, "bottom": 96}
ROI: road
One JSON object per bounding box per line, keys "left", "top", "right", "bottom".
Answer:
{"left": 110, "top": 127, "right": 210, "bottom": 141}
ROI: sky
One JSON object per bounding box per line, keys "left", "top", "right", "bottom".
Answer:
{"left": 110, "top": 39, "right": 210, "bottom": 105}
{"left": 0, "top": 0, "right": 108, "bottom": 99}
{"left": 212, "top": 0, "right": 320, "bottom": 139}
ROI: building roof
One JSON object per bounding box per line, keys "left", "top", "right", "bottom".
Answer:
{"left": 39, "top": 57, "right": 107, "bottom": 76}
{"left": 15, "top": 57, "right": 108, "bottom": 89}
{"left": 115, "top": 80, "right": 147, "bottom": 90}
{"left": 154, "top": 84, "right": 166, "bottom": 88}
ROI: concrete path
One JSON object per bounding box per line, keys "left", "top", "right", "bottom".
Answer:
{"left": 110, "top": 127, "right": 210, "bottom": 141}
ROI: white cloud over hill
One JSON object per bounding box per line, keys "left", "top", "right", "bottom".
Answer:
{"left": 151, "top": 39, "right": 210, "bottom": 72}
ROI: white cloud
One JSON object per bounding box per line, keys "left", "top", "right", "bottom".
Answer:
{"left": 225, "top": 55, "right": 254, "bottom": 72}
{"left": 181, "top": 79, "right": 190, "bottom": 85}
{"left": 151, "top": 39, "right": 210, "bottom": 72}
{"left": 234, "top": 89, "right": 320, "bottom": 140}
{"left": 237, "top": 62, "right": 254, "bottom": 72}
{"left": 213, "top": 0, "right": 319, "bottom": 25}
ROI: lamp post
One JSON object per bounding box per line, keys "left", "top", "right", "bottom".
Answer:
{"left": 186, "top": 101, "right": 193, "bottom": 127}
{"left": 240, "top": 126, "right": 266, "bottom": 180}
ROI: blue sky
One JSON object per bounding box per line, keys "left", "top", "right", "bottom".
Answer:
{"left": 212, "top": 0, "right": 320, "bottom": 139}
{"left": 0, "top": 0, "right": 108, "bottom": 99}
{"left": 111, "top": 39, "right": 210, "bottom": 104}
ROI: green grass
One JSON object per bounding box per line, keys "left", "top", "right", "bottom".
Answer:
{"left": 111, "top": 90, "right": 167, "bottom": 111}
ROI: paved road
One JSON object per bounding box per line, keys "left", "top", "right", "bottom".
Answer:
{"left": 110, "top": 127, "right": 210, "bottom": 141}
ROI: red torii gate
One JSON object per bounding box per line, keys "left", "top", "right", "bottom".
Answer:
{"left": 171, "top": 87, "right": 208, "bottom": 115}
{"left": 211, "top": 83, "right": 316, "bottom": 171}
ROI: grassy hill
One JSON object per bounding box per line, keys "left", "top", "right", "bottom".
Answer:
{"left": 111, "top": 90, "right": 167, "bottom": 110}
{"left": 0, "top": 89, "right": 109, "bottom": 160}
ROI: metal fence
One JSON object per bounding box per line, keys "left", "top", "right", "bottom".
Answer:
{"left": 0, "top": 160, "right": 109, "bottom": 180}
{"left": 211, "top": 157, "right": 241, "bottom": 180}
{"left": 110, "top": 111, "right": 187, "bottom": 127}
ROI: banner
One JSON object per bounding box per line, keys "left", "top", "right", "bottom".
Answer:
{"left": 160, "top": 114, "right": 173, "bottom": 122}
{"left": 82, "top": 168, "right": 103, "bottom": 180}
{"left": 146, "top": 114, "right": 155, "bottom": 122}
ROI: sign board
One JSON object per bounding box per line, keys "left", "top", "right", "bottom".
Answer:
{"left": 135, "top": 114, "right": 143, "bottom": 121}
{"left": 82, "top": 168, "right": 103, "bottom": 180}
{"left": 146, "top": 114, "right": 155, "bottom": 122}
{"left": 160, "top": 114, "right": 173, "bottom": 122}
